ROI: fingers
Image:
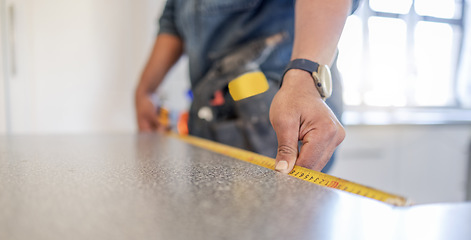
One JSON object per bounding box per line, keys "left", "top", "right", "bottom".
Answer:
{"left": 270, "top": 94, "right": 346, "bottom": 173}
{"left": 154, "top": 114, "right": 169, "bottom": 133}
{"left": 297, "top": 119, "right": 345, "bottom": 171}
{"left": 136, "top": 94, "right": 163, "bottom": 132}
{"left": 297, "top": 129, "right": 334, "bottom": 171}
{"left": 138, "top": 119, "right": 153, "bottom": 132}
{"left": 272, "top": 118, "right": 300, "bottom": 174}
{"left": 137, "top": 111, "right": 161, "bottom": 132}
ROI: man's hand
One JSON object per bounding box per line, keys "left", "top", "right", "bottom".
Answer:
{"left": 135, "top": 92, "right": 166, "bottom": 132}
{"left": 134, "top": 34, "right": 183, "bottom": 132}
{"left": 271, "top": 0, "right": 351, "bottom": 173}
{"left": 269, "top": 69, "right": 345, "bottom": 173}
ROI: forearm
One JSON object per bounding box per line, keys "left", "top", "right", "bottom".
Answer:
{"left": 136, "top": 33, "right": 184, "bottom": 95}
{"left": 291, "top": 0, "right": 351, "bottom": 65}
{"left": 271, "top": 0, "right": 350, "bottom": 172}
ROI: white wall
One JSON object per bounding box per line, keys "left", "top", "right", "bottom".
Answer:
{"left": 4, "top": 0, "right": 35, "bottom": 133}
{"left": 0, "top": 0, "right": 6, "bottom": 133}
{"left": 4, "top": 0, "right": 171, "bottom": 134}
{"left": 0, "top": 52, "right": 5, "bottom": 133}
{"left": 31, "top": 0, "right": 163, "bottom": 133}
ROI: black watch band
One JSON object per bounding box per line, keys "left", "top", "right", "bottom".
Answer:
{"left": 280, "top": 59, "right": 320, "bottom": 87}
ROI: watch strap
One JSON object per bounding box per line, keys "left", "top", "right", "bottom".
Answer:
{"left": 280, "top": 59, "right": 319, "bottom": 87}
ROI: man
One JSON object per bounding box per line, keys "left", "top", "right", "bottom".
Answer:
{"left": 135, "top": 0, "right": 359, "bottom": 173}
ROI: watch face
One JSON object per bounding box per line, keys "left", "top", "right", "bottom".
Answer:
{"left": 312, "top": 65, "right": 332, "bottom": 99}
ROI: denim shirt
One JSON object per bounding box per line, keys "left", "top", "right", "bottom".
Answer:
{"left": 158, "top": 0, "right": 359, "bottom": 168}
{"left": 158, "top": 0, "right": 360, "bottom": 87}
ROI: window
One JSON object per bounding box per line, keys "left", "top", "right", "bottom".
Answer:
{"left": 338, "top": 0, "right": 466, "bottom": 108}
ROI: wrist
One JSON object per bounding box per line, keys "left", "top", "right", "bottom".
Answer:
{"left": 135, "top": 84, "right": 154, "bottom": 97}
{"left": 281, "top": 59, "right": 333, "bottom": 100}
{"left": 281, "top": 69, "right": 315, "bottom": 88}
{"left": 281, "top": 69, "right": 323, "bottom": 99}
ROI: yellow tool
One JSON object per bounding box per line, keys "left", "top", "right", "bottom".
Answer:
{"left": 172, "top": 133, "right": 409, "bottom": 206}
{"left": 228, "top": 71, "right": 269, "bottom": 101}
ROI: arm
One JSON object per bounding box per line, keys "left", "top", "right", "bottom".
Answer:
{"left": 269, "top": 0, "right": 351, "bottom": 173}
{"left": 135, "top": 33, "right": 183, "bottom": 132}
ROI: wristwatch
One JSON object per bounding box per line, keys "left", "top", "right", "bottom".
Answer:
{"left": 281, "top": 58, "right": 332, "bottom": 100}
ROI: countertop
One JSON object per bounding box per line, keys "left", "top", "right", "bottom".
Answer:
{"left": 0, "top": 134, "right": 469, "bottom": 240}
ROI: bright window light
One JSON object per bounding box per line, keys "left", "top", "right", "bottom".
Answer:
{"left": 369, "top": 0, "right": 412, "bottom": 14}
{"left": 414, "top": 21, "right": 454, "bottom": 106}
{"left": 338, "top": 15, "right": 363, "bottom": 106}
{"left": 415, "top": 0, "right": 457, "bottom": 19}
{"left": 366, "top": 17, "right": 408, "bottom": 107}
{"left": 338, "top": 0, "right": 465, "bottom": 109}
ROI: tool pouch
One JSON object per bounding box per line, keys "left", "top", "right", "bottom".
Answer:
{"left": 188, "top": 69, "right": 278, "bottom": 157}
{"left": 188, "top": 34, "right": 284, "bottom": 158}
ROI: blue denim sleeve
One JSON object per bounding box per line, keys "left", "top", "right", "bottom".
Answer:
{"left": 351, "top": 0, "right": 361, "bottom": 14}
{"left": 158, "top": 0, "right": 181, "bottom": 37}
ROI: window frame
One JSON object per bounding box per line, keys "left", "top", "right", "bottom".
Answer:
{"left": 342, "top": 0, "right": 466, "bottom": 109}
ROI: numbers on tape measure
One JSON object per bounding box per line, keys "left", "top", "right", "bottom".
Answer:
{"left": 173, "top": 133, "right": 408, "bottom": 206}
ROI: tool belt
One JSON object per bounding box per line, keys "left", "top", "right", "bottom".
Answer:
{"left": 188, "top": 34, "right": 285, "bottom": 158}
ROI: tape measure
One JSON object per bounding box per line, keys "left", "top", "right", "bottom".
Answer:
{"left": 171, "top": 133, "right": 409, "bottom": 206}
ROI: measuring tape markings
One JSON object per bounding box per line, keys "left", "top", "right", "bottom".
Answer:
{"left": 172, "top": 133, "right": 408, "bottom": 206}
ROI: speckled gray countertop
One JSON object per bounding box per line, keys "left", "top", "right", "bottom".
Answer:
{"left": 0, "top": 134, "right": 470, "bottom": 240}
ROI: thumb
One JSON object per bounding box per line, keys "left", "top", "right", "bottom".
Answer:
{"left": 273, "top": 120, "right": 300, "bottom": 174}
